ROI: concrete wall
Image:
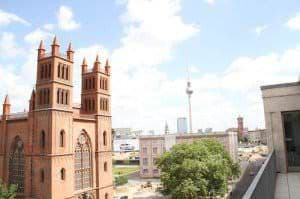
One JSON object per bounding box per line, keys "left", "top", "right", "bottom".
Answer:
{"left": 261, "top": 82, "right": 300, "bottom": 173}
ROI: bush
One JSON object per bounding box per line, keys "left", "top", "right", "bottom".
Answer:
{"left": 114, "top": 175, "right": 128, "bottom": 186}
{"left": 0, "top": 179, "right": 17, "bottom": 199}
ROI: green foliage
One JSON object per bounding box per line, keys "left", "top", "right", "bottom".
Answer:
{"left": 0, "top": 179, "right": 17, "bottom": 199}
{"left": 114, "top": 175, "right": 128, "bottom": 186}
{"left": 113, "top": 166, "right": 139, "bottom": 176}
{"left": 157, "top": 139, "right": 240, "bottom": 198}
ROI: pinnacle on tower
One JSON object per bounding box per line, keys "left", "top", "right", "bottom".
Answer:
{"left": 67, "top": 42, "right": 73, "bottom": 52}
{"left": 52, "top": 35, "right": 59, "bottom": 46}
{"left": 4, "top": 95, "right": 10, "bottom": 104}
{"left": 3, "top": 94, "right": 11, "bottom": 116}
{"left": 67, "top": 42, "right": 74, "bottom": 61}
{"left": 82, "top": 57, "right": 88, "bottom": 73}
{"left": 38, "top": 40, "right": 44, "bottom": 50}
{"left": 93, "top": 54, "right": 101, "bottom": 71}
{"left": 105, "top": 58, "right": 111, "bottom": 74}
{"left": 38, "top": 40, "right": 46, "bottom": 59}
{"left": 29, "top": 89, "right": 36, "bottom": 111}
{"left": 51, "top": 35, "right": 60, "bottom": 56}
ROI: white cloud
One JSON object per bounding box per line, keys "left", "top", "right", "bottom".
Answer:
{"left": 0, "top": 32, "right": 23, "bottom": 58}
{"left": 204, "top": 0, "right": 216, "bottom": 5}
{"left": 57, "top": 5, "right": 80, "bottom": 31}
{"left": 0, "top": 9, "right": 30, "bottom": 26}
{"left": 286, "top": 13, "right": 300, "bottom": 30}
{"left": 43, "top": 23, "right": 55, "bottom": 31}
{"left": 253, "top": 25, "right": 268, "bottom": 36}
{"left": 24, "top": 28, "right": 53, "bottom": 45}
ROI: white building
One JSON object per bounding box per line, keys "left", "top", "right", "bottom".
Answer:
{"left": 177, "top": 117, "right": 188, "bottom": 134}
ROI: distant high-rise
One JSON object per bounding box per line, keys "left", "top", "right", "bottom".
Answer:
{"left": 177, "top": 117, "right": 188, "bottom": 134}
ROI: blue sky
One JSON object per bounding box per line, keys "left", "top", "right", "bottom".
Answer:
{"left": 0, "top": 0, "right": 299, "bottom": 133}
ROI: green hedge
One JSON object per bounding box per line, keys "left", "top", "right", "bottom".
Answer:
{"left": 114, "top": 175, "right": 128, "bottom": 186}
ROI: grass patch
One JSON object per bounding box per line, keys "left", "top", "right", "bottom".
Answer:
{"left": 113, "top": 166, "right": 139, "bottom": 176}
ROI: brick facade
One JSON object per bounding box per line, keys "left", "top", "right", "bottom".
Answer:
{"left": 0, "top": 37, "right": 113, "bottom": 199}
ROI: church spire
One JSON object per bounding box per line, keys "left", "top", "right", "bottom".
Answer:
{"left": 3, "top": 95, "right": 11, "bottom": 116}
{"left": 67, "top": 42, "right": 74, "bottom": 61}
{"left": 51, "top": 35, "right": 60, "bottom": 56}
{"left": 38, "top": 40, "right": 46, "bottom": 59}
{"left": 105, "top": 58, "right": 111, "bottom": 74}
{"left": 93, "top": 54, "right": 101, "bottom": 71}
{"left": 82, "top": 57, "right": 88, "bottom": 73}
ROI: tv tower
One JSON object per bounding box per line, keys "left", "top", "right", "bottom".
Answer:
{"left": 186, "top": 68, "right": 193, "bottom": 133}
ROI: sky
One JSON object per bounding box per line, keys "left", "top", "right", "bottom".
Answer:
{"left": 0, "top": 0, "right": 299, "bottom": 133}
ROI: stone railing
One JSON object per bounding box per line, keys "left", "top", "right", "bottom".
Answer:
{"left": 242, "top": 150, "right": 276, "bottom": 199}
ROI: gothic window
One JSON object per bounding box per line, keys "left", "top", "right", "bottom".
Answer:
{"left": 74, "top": 132, "right": 92, "bottom": 190}
{"left": 105, "top": 193, "right": 109, "bottom": 199}
{"left": 61, "top": 168, "right": 66, "bottom": 180}
{"left": 58, "top": 63, "right": 61, "bottom": 78}
{"left": 92, "top": 78, "right": 95, "bottom": 89}
{"left": 40, "top": 169, "right": 45, "bottom": 182}
{"left": 89, "top": 79, "right": 92, "bottom": 89}
{"left": 57, "top": 89, "right": 60, "bottom": 104}
{"left": 66, "top": 66, "right": 69, "bottom": 80}
{"left": 47, "top": 88, "right": 50, "bottom": 104}
{"left": 48, "top": 63, "right": 51, "bottom": 78}
{"left": 39, "top": 90, "right": 43, "bottom": 105}
{"left": 44, "top": 64, "right": 48, "bottom": 78}
{"left": 40, "top": 65, "right": 43, "bottom": 79}
{"left": 62, "top": 65, "right": 65, "bottom": 79}
{"left": 65, "top": 91, "right": 68, "bottom": 105}
{"left": 92, "top": 99, "right": 95, "bottom": 111}
{"left": 103, "top": 131, "right": 107, "bottom": 146}
{"left": 9, "top": 137, "right": 25, "bottom": 193}
{"left": 60, "top": 130, "right": 65, "bottom": 147}
{"left": 41, "top": 130, "right": 46, "bottom": 149}
{"left": 104, "top": 162, "right": 107, "bottom": 172}
{"left": 85, "top": 79, "right": 88, "bottom": 90}
{"left": 61, "top": 90, "right": 64, "bottom": 104}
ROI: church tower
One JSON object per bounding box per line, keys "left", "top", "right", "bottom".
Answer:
{"left": 32, "top": 36, "right": 75, "bottom": 199}
{"left": 80, "top": 55, "right": 112, "bottom": 198}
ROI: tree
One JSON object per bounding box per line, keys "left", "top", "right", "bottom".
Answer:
{"left": 0, "top": 179, "right": 17, "bottom": 199}
{"left": 157, "top": 139, "right": 240, "bottom": 198}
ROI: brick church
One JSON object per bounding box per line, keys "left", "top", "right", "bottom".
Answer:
{"left": 0, "top": 36, "right": 113, "bottom": 199}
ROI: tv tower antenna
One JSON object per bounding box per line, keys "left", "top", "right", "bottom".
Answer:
{"left": 186, "top": 67, "right": 193, "bottom": 133}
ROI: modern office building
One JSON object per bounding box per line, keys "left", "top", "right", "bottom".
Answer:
{"left": 177, "top": 117, "right": 187, "bottom": 134}
{"left": 0, "top": 37, "right": 113, "bottom": 199}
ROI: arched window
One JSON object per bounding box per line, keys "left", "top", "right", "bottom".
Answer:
{"left": 62, "top": 65, "right": 65, "bottom": 79}
{"left": 41, "top": 130, "right": 46, "bottom": 149}
{"left": 9, "top": 136, "right": 25, "bottom": 193}
{"left": 41, "top": 64, "right": 44, "bottom": 79}
{"left": 47, "top": 88, "right": 50, "bottom": 104}
{"left": 61, "top": 168, "right": 66, "bottom": 180}
{"left": 66, "top": 66, "right": 69, "bottom": 80}
{"left": 105, "top": 193, "right": 109, "bottom": 199}
{"left": 57, "top": 89, "right": 60, "bottom": 104}
{"left": 39, "top": 90, "right": 43, "bottom": 105}
{"left": 48, "top": 63, "right": 51, "bottom": 78}
{"left": 65, "top": 91, "right": 68, "bottom": 105}
{"left": 60, "top": 130, "right": 65, "bottom": 147}
{"left": 58, "top": 63, "right": 61, "bottom": 78}
{"left": 103, "top": 131, "right": 107, "bottom": 146}
{"left": 40, "top": 169, "right": 45, "bottom": 182}
{"left": 104, "top": 162, "right": 107, "bottom": 172}
{"left": 74, "top": 132, "right": 92, "bottom": 190}
{"left": 61, "top": 90, "right": 64, "bottom": 104}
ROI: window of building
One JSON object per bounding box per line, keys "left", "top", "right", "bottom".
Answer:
{"left": 66, "top": 66, "right": 69, "bottom": 80}
{"left": 153, "top": 147, "right": 158, "bottom": 154}
{"left": 41, "top": 130, "right": 46, "bottom": 149}
{"left": 104, "top": 162, "right": 107, "bottom": 172}
{"left": 143, "top": 169, "right": 148, "bottom": 174}
{"left": 57, "top": 89, "right": 60, "bottom": 104}
{"left": 9, "top": 136, "right": 25, "bottom": 193}
{"left": 58, "top": 63, "right": 61, "bottom": 78}
{"left": 60, "top": 130, "right": 65, "bottom": 147}
{"left": 142, "top": 147, "right": 147, "bottom": 154}
{"left": 103, "top": 131, "right": 107, "bottom": 146}
{"left": 153, "top": 158, "right": 158, "bottom": 165}
{"left": 105, "top": 193, "right": 109, "bottom": 199}
{"left": 40, "top": 169, "right": 45, "bottom": 183}
{"left": 74, "top": 132, "right": 92, "bottom": 190}
{"left": 153, "top": 169, "right": 159, "bottom": 174}
{"left": 62, "top": 65, "right": 65, "bottom": 79}
{"left": 61, "top": 168, "right": 66, "bottom": 180}
{"left": 143, "top": 158, "right": 148, "bottom": 166}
